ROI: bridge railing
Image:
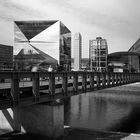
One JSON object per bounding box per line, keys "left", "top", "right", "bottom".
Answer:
{"left": 0, "top": 71, "right": 140, "bottom": 108}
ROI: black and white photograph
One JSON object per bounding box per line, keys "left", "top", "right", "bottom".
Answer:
{"left": 0, "top": 0, "right": 140, "bottom": 139}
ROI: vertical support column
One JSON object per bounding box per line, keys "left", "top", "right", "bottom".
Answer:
{"left": 49, "top": 72, "right": 55, "bottom": 98}
{"left": 82, "top": 72, "right": 87, "bottom": 92}
{"left": 115, "top": 73, "right": 118, "bottom": 86}
{"left": 96, "top": 72, "right": 100, "bottom": 89}
{"left": 32, "top": 72, "right": 40, "bottom": 101}
{"left": 89, "top": 72, "right": 94, "bottom": 90}
{"left": 11, "top": 72, "right": 20, "bottom": 106}
{"left": 73, "top": 72, "right": 78, "bottom": 93}
{"left": 107, "top": 73, "right": 110, "bottom": 87}
{"left": 62, "top": 72, "right": 68, "bottom": 96}
{"left": 112, "top": 73, "right": 115, "bottom": 86}
{"left": 121, "top": 73, "right": 124, "bottom": 84}
{"left": 119, "top": 73, "right": 121, "bottom": 85}
{"left": 13, "top": 108, "right": 21, "bottom": 132}
{"left": 102, "top": 73, "right": 106, "bottom": 88}
{"left": 19, "top": 102, "right": 64, "bottom": 138}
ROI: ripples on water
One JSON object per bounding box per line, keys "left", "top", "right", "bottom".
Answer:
{"left": 64, "top": 91, "right": 140, "bottom": 134}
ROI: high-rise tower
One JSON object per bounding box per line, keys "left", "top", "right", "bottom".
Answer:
{"left": 73, "top": 33, "right": 82, "bottom": 71}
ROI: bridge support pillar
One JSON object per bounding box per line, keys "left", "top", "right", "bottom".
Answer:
{"left": 0, "top": 108, "right": 21, "bottom": 132}
{"left": 20, "top": 101, "right": 64, "bottom": 137}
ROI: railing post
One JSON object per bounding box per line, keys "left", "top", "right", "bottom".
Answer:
{"left": 49, "top": 72, "right": 55, "bottom": 97}
{"left": 89, "top": 72, "right": 94, "bottom": 90}
{"left": 73, "top": 72, "right": 78, "bottom": 93}
{"left": 11, "top": 72, "right": 20, "bottom": 106}
{"left": 82, "top": 72, "right": 87, "bottom": 92}
{"left": 62, "top": 72, "right": 68, "bottom": 95}
{"left": 32, "top": 72, "right": 40, "bottom": 101}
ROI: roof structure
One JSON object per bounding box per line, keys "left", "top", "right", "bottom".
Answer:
{"left": 108, "top": 51, "right": 140, "bottom": 58}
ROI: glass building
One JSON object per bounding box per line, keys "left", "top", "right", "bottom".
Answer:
{"left": 14, "top": 20, "right": 71, "bottom": 71}
{"left": 89, "top": 37, "right": 108, "bottom": 72}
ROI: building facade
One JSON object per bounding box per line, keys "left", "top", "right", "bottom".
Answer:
{"left": 0, "top": 44, "right": 13, "bottom": 70}
{"left": 73, "top": 33, "right": 82, "bottom": 71}
{"left": 89, "top": 37, "right": 108, "bottom": 72}
{"left": 128, "top": 38, "right": 140, "bottom": 72}
{"left": 14, "top": 20, "right": 71, "bottom": 71}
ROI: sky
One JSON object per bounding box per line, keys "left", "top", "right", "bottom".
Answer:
{"left": 0, "top": 0, "right": 140, "bottom": 58}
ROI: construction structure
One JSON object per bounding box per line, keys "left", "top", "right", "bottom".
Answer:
{"left": 89, "top": 37, "right": 108, "bottom": 72}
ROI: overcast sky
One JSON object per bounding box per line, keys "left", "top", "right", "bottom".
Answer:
{"left": 0, "top": 0, "right": 140, "bottom": 58}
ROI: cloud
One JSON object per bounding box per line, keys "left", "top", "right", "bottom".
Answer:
{"left": 0, "top": 0, "right": 140, "bottom": 57}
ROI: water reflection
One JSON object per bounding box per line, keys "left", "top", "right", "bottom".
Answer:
{"left": 64, "top": 91, "right": 140, "bottom": 133}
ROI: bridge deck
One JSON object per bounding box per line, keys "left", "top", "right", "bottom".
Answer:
{"left": 0, "top": 71, "right": 139, "bottom": 109}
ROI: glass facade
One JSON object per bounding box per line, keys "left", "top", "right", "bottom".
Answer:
{"left": 60, "top": 22, "right": 71, "bottom": 71}
{"left": 89, "top": 37, "right": 108, "bottom": 72}
{"left": 14, "top": 20, "right": 71, "bottom": 71}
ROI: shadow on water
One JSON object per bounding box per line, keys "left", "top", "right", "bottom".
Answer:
{"left": 0, "top": 129, "right": 130, "bottom": 140}
{"left": 110, "top": 104, "right": 140, "bottom": 133}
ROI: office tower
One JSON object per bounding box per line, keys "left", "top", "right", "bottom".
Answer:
{"left": 14, "top": 20, "right": 71, "bottom": 71}
{"left": 0, "top": 44, "right": 13, "bottom": 70}
{"left": 73, "top": 33, "right": 82, "bottom": 71}
{"left": 89, "top": 37, "right": 108, "bottom": 72}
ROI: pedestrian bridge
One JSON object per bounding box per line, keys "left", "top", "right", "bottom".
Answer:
{"left": 0, "top": 71, "right": 139, "bottom": 109}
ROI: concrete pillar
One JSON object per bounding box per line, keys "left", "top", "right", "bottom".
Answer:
{"left": 73, "top": 72, "right": 78, "bottom": 93}
{"left": 19, "top": 102, "right": 64, "bottom": 137}
{"left": 11, "top": 72, "right": 20, "bottom": 106}
{"left": 0, "top": 108, "right": 21, "bottom": 132}
{"left": 62, "top": 73, "right": 68, "bottom": 95}
{"left": 49, "top": 73, "right": 55, "bottom": 97}
{"left": 89, "top": 72, "right": 94, "bottom": 90}
{"left": 82, "top": 72, "right": 87, "bottom": 92}
{"left": 32, "top": 72, "right": 40, "bottom": 99}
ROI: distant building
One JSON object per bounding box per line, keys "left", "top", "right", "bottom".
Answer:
{"left": 128, "top": 38, "right": 140, "bottom": 72}
{"left": 0, "top": 44, "right": 13, "bottom": 70}
{"left": 71, "top": 58, "right": 89, "bottom": 71}
{"left": 73, "top": 33, "right": 82, "bottom": 71}
{"left": 14, "top": 20, "right": 71, "bottom": 71}
{"left": 108, "top": 52, "right": 140, "bottom": 73}
{"left": 89, "top": 37, "right": 108, "bottom": 72}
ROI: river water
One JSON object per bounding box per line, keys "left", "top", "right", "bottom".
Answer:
{"left": 64, "top": 90, "right": 140, "bottom": 134}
